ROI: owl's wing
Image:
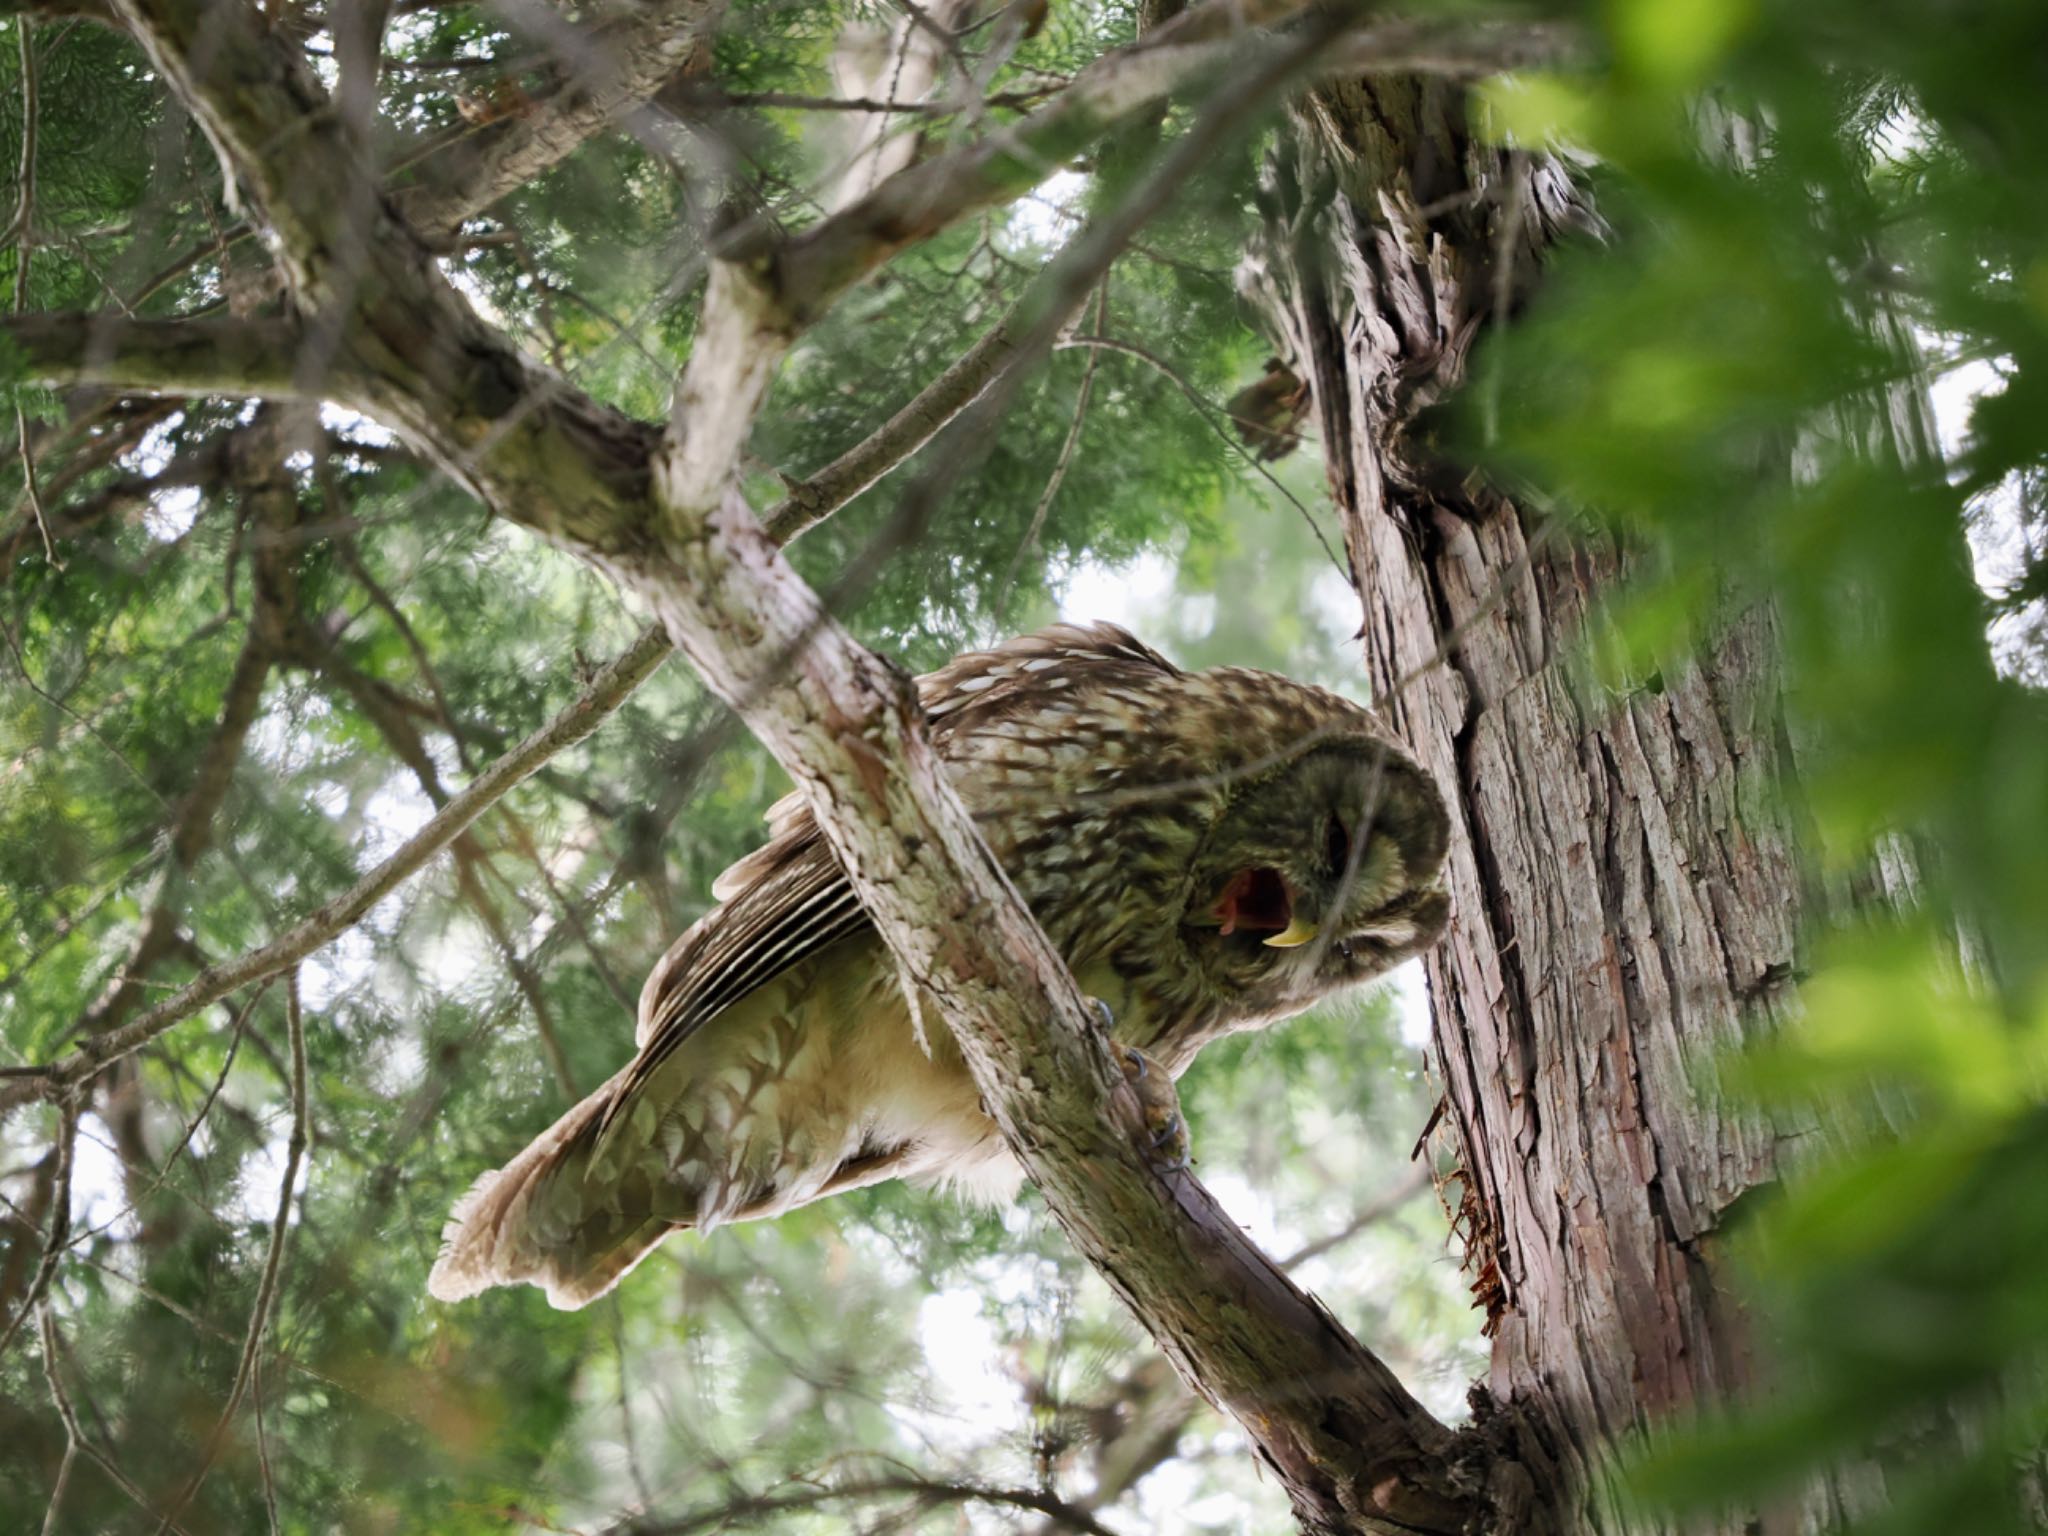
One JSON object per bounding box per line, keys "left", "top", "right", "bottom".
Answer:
{"left": 605, "top": 827, "right": 867, "bottom": 1138}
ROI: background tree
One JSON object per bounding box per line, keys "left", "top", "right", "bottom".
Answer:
{"left": 0, "top": 0, "right": 2044, "bottom": 1533}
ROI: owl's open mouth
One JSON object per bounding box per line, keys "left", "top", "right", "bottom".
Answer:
{"left": 1212, "top": 866, "right": 1289, "bottom": 935}
{"left": 1209, "top": 868, "right": 1317, "bottom": 948}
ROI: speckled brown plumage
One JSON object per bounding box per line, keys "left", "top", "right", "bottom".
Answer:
{"left": 428, "top": 623, "right": 1450, "bottom": 1308}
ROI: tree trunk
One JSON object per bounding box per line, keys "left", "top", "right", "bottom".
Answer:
{"left": 1250, "top": 79, "right": 1874, "bottom": 1533}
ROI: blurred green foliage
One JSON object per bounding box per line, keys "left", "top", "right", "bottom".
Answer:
{"left": 1468, "top": 0, "right": 2048, "bottom": 1525}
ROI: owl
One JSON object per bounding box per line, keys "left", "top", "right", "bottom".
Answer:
{"left": 428, "top": 623, "right": 1450, "bottom": 1308}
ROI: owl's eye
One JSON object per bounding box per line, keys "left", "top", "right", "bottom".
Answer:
{"left": 1323, "top": 814, "right": 1349, "bottom": 878}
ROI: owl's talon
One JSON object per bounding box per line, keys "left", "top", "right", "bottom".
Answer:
{"left": 1090, "top": 997, "right": 1116, "bottom": 1033}
{"left": 1118, "top": 1045, "right": 1191, "bottom": 1170}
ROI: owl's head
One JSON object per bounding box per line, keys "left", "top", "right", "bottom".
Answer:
{"left": 1181, "top": 735, "right": 1450, "bottom": 1003}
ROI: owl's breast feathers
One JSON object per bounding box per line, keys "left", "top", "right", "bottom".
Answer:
{"left": 427, "top": 623, "right": 1442, "bottom": 1307}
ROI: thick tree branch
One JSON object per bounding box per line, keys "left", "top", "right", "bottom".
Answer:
{"left": 2, "top": 313, "right": 316, "bottom": 400}
{"left": 392, "top": 0, "right": 720, "bottom": 246}
{"left": 104, "top": 0, "right": 665, "bottom": 548}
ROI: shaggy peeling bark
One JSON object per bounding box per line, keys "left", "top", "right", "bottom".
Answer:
{"left": 1250, "top": 81, "right": 1845, "bottom": 1533}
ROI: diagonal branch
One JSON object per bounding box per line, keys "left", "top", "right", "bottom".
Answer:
{"left": 0, "top": 625, "right": 672, "bottom": 1115}
{"left": 761, "top": 282, "right": 1089, "bottom": 544}
{"left": 0, "top": 1097, "right": 73, "bottom": 1360}
{"left": 0, "top": 266, "right": 1025, "bottom": 1113}
{"left": 660, "top": 2, "right": 1573, "bottom": 520}
{"left": 392, "top": 0, "right": 720, "bottom": 246}
{"left": 76, "top": 0, "right": 1567, "bottom": 1519}
{"left": 296, "top": 630, "right": 583, "bottom": 1099}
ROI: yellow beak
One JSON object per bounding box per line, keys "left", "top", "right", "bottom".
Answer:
{"left": 1263, "top": 915, "right": 1320, "bottom": 948}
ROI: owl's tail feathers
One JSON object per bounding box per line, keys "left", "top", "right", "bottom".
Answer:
{"left": 426, "top": 1076, "right": 677, "bottom": 1311}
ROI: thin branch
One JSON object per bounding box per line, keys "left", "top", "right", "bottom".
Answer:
{"left": 724, "top": 0, "right": 1308, "bottom": 325}
{"left": 761, "top": 279, "right": 1092, "bottom": 543}
{"left": 58, "top": 473, "right": 290, "bottom": 1172}
{"left": 295, "top": 627, "right": 583, "bottom": 1099}
{"left": 996, "top": 281, "right": 1105, "bottom": 618}
{"left": 0, "top": 616, "right": 171, "bottom": 811}
{"left": 253, "top": 1349, "right": 281, "bottom": 1535}
{"left": 676, "top": 83, "right": 1062, "bottom": 114}
{"left": 38, "top": 1415, "right": 75, "bottom": 1536}
{"left": 612, "top": 1474, "right": 1122, "bottom": 1536}
{"left": 666, "top": 2, "right": 1571, "bottom": 520}
{"left": 38, "top": 1306, "right": 192, "bottom": 1534}
{"left": 10, "top": 18, "right": 58, "bottom": 570}
{"left": 52, "top": 986, "right": 271, "bottom": 1257}
{"left": 0, "top": 625, "right": 671, "bottom": 1115}
{"left": 733, "top": 7, "right": 1577, "bottom": 330}
{"left": 2, "top": 422, "right": 229, "bottom": 580}
{"left": 1279, "top": 1163, "right": 1434, "bottom": 1270}
{"left": 1056, "top": 331, "right": 1347, "bottom": 574}
{"left": 155, "top": 970, "right": 309, "bottom": 1532}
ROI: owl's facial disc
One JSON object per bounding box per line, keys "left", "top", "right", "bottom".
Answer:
{"left": 1183, "top": 736, "right": 1450, "bottom": 971}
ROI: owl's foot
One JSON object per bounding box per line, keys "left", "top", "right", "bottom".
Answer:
{"left": 1118, "top": 1044, "right": 1192, "bottom": 1171}
{"left": 1084, "top": 999, "right": 1190, "bottom": 1171}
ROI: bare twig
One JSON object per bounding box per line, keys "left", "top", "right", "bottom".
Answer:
{"left": 678, "top": 83, "right": 1062, "bottom": 114}
{"left": 761, "top": 274, "right": 1095, "bottom": 544}
{"left": 1055, "top": 331, "right": 1347, "bottom": 574}
{"left": 52, "top": 986, "right": 271, "bottom": 1256}
{"left": 995, "top": 281, "right": 1106, "bottom": 618}
{"left": 297, "top": 631, "right": 583, "bottom": 1098}
{"left": 10, "top": 19, "right": 58, "bottom": 570}
{"left": 1279, "top": 1163, "right": 1433, "bottom": 1270}
{"left": 0, "top": 617, "right": 171, "bottom": 811}
{"left": 155, "top": 969, "right": 310, "bottom": 1533}
{"left": 0, "top": 1096, "right": 74, "bottom": 1359}
{"left": 608, "top": 1473, "right": 1122, "bottom": 1536}
{"left": 38, "top": 1305, "right": 192, "bottom": 1533}
{"left": 253, "top": 1349, "right": 282, "bottom": 1535}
